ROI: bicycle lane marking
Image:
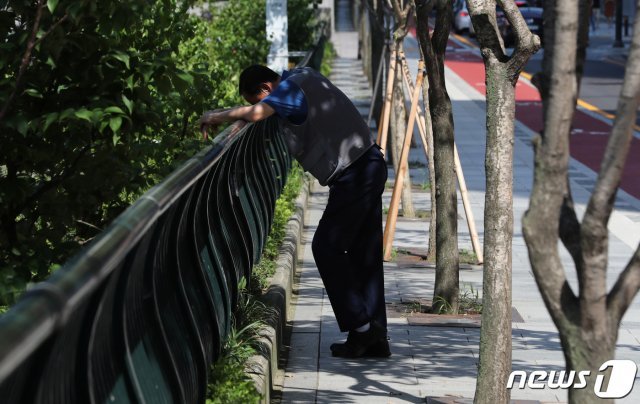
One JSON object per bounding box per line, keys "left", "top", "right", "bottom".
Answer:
{"left": 442, "top": 35, "right": 640, "bottom": 200}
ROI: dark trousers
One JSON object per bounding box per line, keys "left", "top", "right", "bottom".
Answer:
{"left": 311, "top": 146, "right": 388, "bottom": 332}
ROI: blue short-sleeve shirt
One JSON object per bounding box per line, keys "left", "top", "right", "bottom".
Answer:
{"left": 261, "top": 70, "right": 308, "bottom": 125}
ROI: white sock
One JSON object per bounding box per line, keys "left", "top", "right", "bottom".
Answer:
{"left": 355, "top": 322, "right": 370, "bottom": 333}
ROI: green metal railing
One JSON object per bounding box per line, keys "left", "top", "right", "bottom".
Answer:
{"left": 0, "top": 37, "right": 325, "bottom": 403}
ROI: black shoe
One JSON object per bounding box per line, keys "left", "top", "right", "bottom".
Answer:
{"left": 363, "top": 337, "right": 391, "bottom": 357}
{"left": 330, "top": 322, "right": 388, "bottom": 358}
{"left": 330, "top": 336, "right": 391, "bottom": 358}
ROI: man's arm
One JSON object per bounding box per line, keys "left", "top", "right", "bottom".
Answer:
{"left": 199, "top": 102, "right": 275, "bottom": 140}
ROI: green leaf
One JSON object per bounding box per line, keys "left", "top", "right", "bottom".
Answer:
{"left": 122, "top": 95, "right": 133, "bottom": 114}
{"left": 59, "top": 108, "right": 75, "bottom": 120}
{"left": 24, "top": 88, "right": 43, "bottom": 98}
{"left": 74, "top": 109, "right": 92, "bottom": 122}
{"left": 175, "top": 71, "right": 194, "bottom": 85}
{"left": 99, "top": 120, "right": 109, "bottom": 133}
{"left": 14, "top": 119, "right": 28, "bottom": 136}
{"left": 43, "top": 113, "right": 58, "bottom": 131}
{"left": 112, "top": 133, "right": 121, "bottom": 146}
{"left": 113, "top": 51, "right": 130, "bottom": 69}
{"left": 47, "top": 0, "right": 59, "bottom": 14}
{"left": 104, "top": 106, "right": 125, "bottom": 115}
{"left": 109, "top": 116, "right": 122, "bottom": 133}
{"left": 126, "top": 75, "right": 134, "bottom": 90}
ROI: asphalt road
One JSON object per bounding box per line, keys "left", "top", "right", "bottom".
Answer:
{"left": 404, "top": 27, "right": 640, "bottom": 199}
{"left": 456, "top": 30, "right": 638, "bottom": 127}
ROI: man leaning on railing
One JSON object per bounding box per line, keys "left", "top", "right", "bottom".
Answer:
{"left": 198, "top": 64, "right": 390, "bottom": 358}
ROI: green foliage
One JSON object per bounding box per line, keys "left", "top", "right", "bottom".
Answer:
{"left": 0, "top": 0, "right": 319, "bottom": 306}
{"left": 183, "top": 0, "right": 269, "bottom": 108}
{"left": 206, "top": 279, "right": 274, "bottom": 403}
{"left": 206, "top": 358, "right": 260, "bottom": 404}
{"left": 0, "top": 0, "right": 215, "bottom": 305}
{"left": 287, "top": 0, "right": 316, "bottom": 52}
{"left": 458, "top": 284, "right": 483, "bottom": 314}
{"left": 320, "top": 41, "right": 337, "bottom": 77}
{"left": 251, "top": 162, "right": 304, "bottom": 290}
{"left": 459, "top": 248, "right": 478, "bottom": 264}
{"left": 433, "top": 284, "right": 482, "bottom": 315}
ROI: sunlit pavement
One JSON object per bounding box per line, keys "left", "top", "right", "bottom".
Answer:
{"left": 278, "top": 8, "right": 640, "bottom": 404}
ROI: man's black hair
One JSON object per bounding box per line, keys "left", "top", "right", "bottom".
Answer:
{"left": 239, "top": 65, "right": 281, "bottom": 96}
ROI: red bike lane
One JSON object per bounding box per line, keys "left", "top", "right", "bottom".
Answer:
{"left": 441, "top": 38, "right": 640, "bottom": 199}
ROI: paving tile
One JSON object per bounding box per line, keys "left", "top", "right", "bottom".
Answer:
{"left": 280, "top": 22, "right": 640, "bottom": 404}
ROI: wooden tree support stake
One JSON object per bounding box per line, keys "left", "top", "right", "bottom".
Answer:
{"left": 376, "top": 45, "right": 397, "bottom": 155}
{"left": 399, "top": 55, "right": 430, "bottom": 166}
{"left": 391, "top": 54, "right": 484, "bottom": 264}
{"left": 383, "top": 60, "right": 425, "bottom": 261}
{"left": 453, "top": 143, "right": 483, "bottom": 264}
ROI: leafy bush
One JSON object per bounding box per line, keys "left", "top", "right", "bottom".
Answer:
{"left": 206, "top": 278, "right": 276, "bottom": 403}
{"left": 206, "top": 357, "right": 260, "bottom": 404}
{"left": 320, "top": 40, "right": 337, "bottom": 77}
{"left": 0, "top": 0, "right": 219, "bottom": 304}
{"left": 0, "top": 0, "right": 313, "bottom": 306}
{"left": 288, "top": 0, "right": 317, "bottom": 52}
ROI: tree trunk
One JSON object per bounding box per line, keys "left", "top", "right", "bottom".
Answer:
{"left": 390, "top": 45, "right": 416, "bottom": 217}
{"left": 475, "top": 66, "right": 515, "bottom": 404}
{"left": 389, "top": 1, "right": 415, "bottom": 218}
{"left": 523, "top": 1, "right": 640, "bottom": 403}
{"left": 413, "top": 0, "right": 458, "bottom": 313}
{"left": 563, "top": 326, "right": 616, "bottom": 404}
{"left": 366, "top": 0, "right": 386, "bottom": 127}
{"left": 466, "top": 2, "right": 540, "bottom": 403}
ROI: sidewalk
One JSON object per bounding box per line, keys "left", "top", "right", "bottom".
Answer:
{"left": 279, "top": 25, "right": 640, "bottom": 404}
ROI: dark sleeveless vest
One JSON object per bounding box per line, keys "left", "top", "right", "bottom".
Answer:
{"left": 279, "top": 67, "right": 374, "bottom": 186}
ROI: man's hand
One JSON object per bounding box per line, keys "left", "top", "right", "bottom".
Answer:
{"left": 198, "top": 103, "right": 275, "bottom": 141}
{"left": 199, "top": 109, "right": 226, "bottom": 141}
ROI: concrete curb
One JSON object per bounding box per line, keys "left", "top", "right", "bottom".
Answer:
{"left": 247, "top": 173, "right": 313, "bottom": 403}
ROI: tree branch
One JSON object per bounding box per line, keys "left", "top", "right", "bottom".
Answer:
{"left": 582, "top": 0, "right": 640, "bottom": 237}
{"left": 33, "top": 12, "right": 69, "bottom": 48}
{"left": 23, "top": 144, "right": 92, "bottom": 210}
{"left": 431, "top": 0, "right": 452, "bottom": 56}
{"left": 498, "top": 0, "right": 541, "bottom": 81}
{"left": 556, "top": 1, "right": 589, "bottom": 283}
{"left": 467, "top": 1, "right": 507, "bottom": 64}
{"left": 608, "top": 243, "right": 640, "bottom": 326}
{"left": 391, "top": 0, "right": 404, "bottom": 20}
{"left": 522, "top": 0, "right": 581, "bottom": 332}
{"left": 403, "top": 1, "right": 412, "bottom": 17}
{"left": 391, "top": 0, "right": 411, "bottom": 39}
{"left": 413, "top": 0, "right": 435, "bottom": 60}
{"left": 0, "top": 0, "right": 47, "bottom": 122}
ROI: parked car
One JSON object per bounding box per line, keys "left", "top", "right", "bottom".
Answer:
{"left": 453, "top": 0, "right": 472, "bottom": 34}
{"left": 502, "top": 3, "right": 544, "bottom": 47}
{"left": 468, "top": 7, "right": 508, "bottom": 38}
